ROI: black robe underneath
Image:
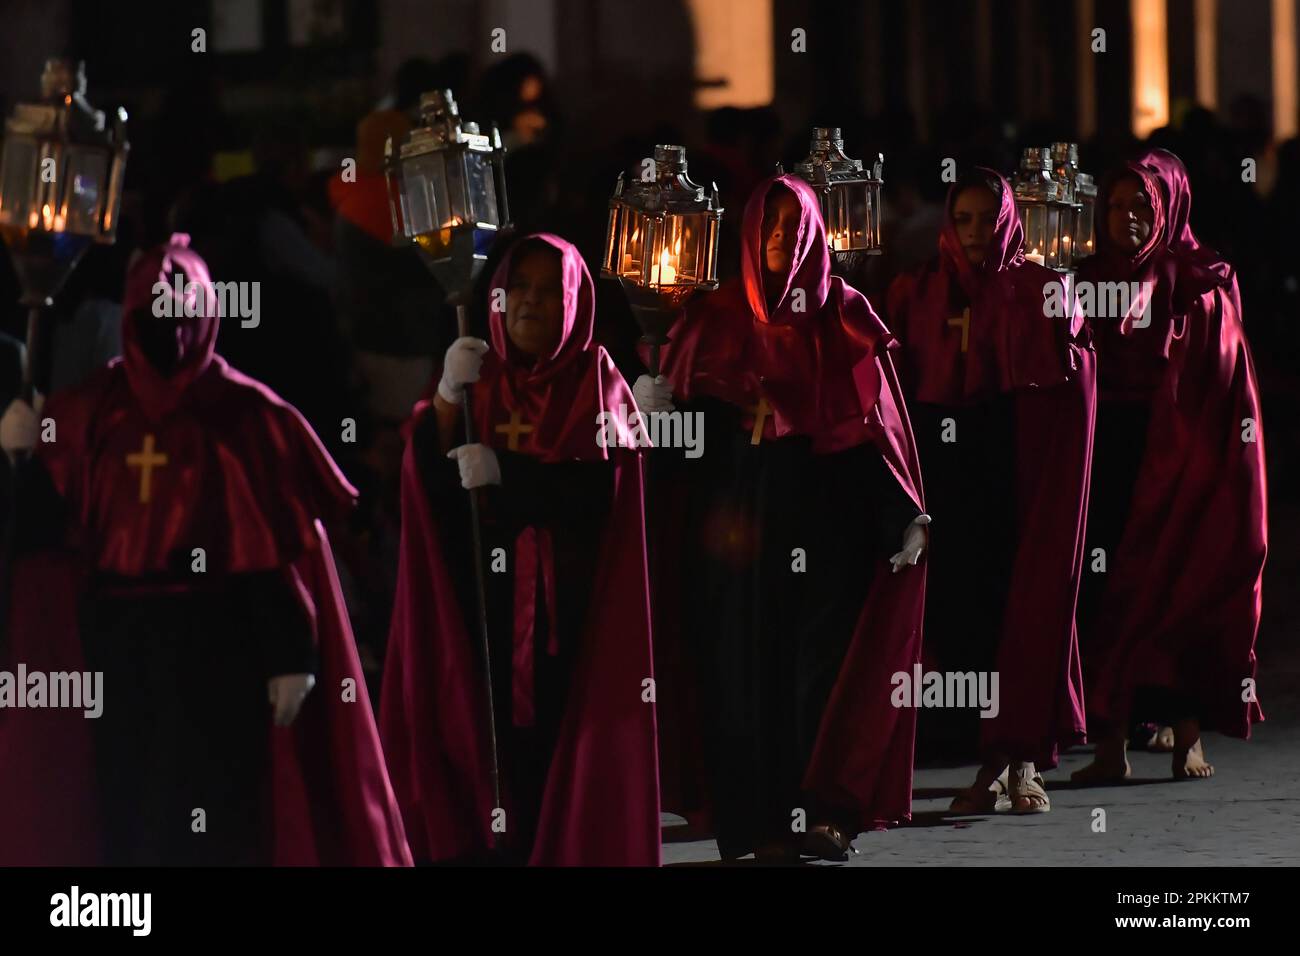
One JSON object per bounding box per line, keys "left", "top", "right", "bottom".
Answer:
{"left": 2, "top": 458, "right": 315, "bottom": 866}
{"left": 908, "top": 396, "right": 1019, "bottom": 758}
{"left": 655, "top": 396, "right": 916, "bottom": 859}
{"left": 409, "top": 412, "right": 613, "bottom": 861}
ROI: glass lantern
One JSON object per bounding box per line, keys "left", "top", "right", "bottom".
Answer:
{"left": 1012, "top": 147, "right": 1075, "bottom": 273}
{"left": 1049, "top": 142, "right": 1089, "bottom": 268}
{"left": 0, "top": 59, "right": 128, "bottom": 398}
{"left": 790, "top": 127, "right": 883, "bottom": 263}
{"left": 0, "top": 58, "right": 128, "bottom": 257}
{"left": 601, "top": 144, "right": 722, "bottom": 309}
{"left": 1073, "top": 170, "right": 1097, "bottom": 262}
{"left": 384, "top": 89, "right": 509, "bottom": 287}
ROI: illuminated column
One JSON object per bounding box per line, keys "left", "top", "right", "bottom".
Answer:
{"left": 690, "top": 0, "right": 774, "bottom": 108}
{"left": 1274, "top": 0, "right": 1298, "bottom": 139}
{"left": 1131, "top": 0, "right": 1170, "bottom": 137}
{"left": 1194, "top": 0, "right": 1218, "bottom": 108}
{"left": 974, "top": 0, "right": 994, "bottom": 107}
{"left": 1077, "top": 0, "right": 1098, "bottom": 138}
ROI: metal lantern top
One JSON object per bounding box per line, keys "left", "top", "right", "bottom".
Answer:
{"left": 1012, "top": 147, "right": 1062, "bottom": 203}
{"left": 384, "top": 88, "right": 509, "bottom": 295}
{"left": 1051, "top": 141, "right": 1098, "bottom": 262}
{"left": 1011, "top": 146, "right": 1079, "bottom": 273}
{"left": 601, "top": 144, "right": 722, "bottom": 308}
{"left": 0, "top": 58, "right": 129, "bottom": 245}
{"left": 1050, "top": 142, "right": 1080, "bottom": 201}
{"left": 790, "top": 127, "right": 884, "bottom": 259}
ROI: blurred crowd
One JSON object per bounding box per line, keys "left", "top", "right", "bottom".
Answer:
{"left": 3, "top": 50, "right": 1296, "bottom": 682}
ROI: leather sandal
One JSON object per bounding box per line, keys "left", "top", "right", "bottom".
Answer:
{"left": 802, "top": 823, "right": 856, "bottom": 861}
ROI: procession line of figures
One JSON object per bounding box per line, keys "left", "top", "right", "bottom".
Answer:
{"left": 0, "top": 148, "right": 1266, "bottom": 866}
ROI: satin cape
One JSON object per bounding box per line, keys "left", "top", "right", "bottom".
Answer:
{"left": 379, "top": 233, "right": 661, "bottom": 864}
{"left": 0, "top": 235, "right": 412, "bottom": 865}
{"left": 1077, "top": 150, "right": 1267, "bottom": 736}
{"left": 661, "top": 174, "right": 929, "bottom": 829}
{"left": 887, "top": 169, "right": 1095, "bottom": 767}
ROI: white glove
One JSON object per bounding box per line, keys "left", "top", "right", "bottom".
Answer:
{"left": 268, "top": 673, "right": 316, "bottom": 727}
{"left": 1, "top": 396, "right": 43, "bottom": 461}
{"left": 447, "top": 443, "right": 502, "bottom": 489}
{"left": 437, "top": 336, "right": 490, "bottom": 405}
{"left": 633, "top": 374, "right": 675, "bottom": 413}
{"left": 890, "top": 513, "right": 931, "bottom": 574}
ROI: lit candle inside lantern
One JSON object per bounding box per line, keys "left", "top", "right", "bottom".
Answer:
{"left": 28, "top": 211, "right": 38, "bottom": 229}
{"left": 1026, "top": 247, "right": 1045, "bottom": 266}
{"left": 651, "top": 240, "right": 680, "bottom": 286}
{"left": 832, "top": 231, "right": 850, "bottom": 251}
{"left": 41, "top": 203, "right": 53, "bottom": 230}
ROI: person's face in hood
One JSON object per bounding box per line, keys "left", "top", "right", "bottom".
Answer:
{"left": 505, "top": 245, "right": 565, "bottom": 359}
{"left": 761, "top": 187, "right": 801, "bottom": 279}
{"left": 132, "top": 307, "right": 185, "bottom": 377}
{"left": 1106, "top": 173, "right": 1155, "bottom": 253}
{"left": 951, "top": 184, "right": 1000, "bottom": 266}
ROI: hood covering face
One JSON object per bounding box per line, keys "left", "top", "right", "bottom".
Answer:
{"left": 885, "top": 169, "right": 1086, "bottom": 404}
{"left": 120, "top": 233, "right": 220, "bottom": 419}
{"left": 487, "top": 232, "right": 595, "bottom": 382}
{"left": 739, "top": 174, "right": 831, "bottom": 325}
{"left": 471, "top": 232, "right": 638, "bottom": 461}
{"left": 938, "top": 168, "right": 1026, "bottom": 295}
{"left": 1087, "top": 148, "right": 1233, "bottom": 297}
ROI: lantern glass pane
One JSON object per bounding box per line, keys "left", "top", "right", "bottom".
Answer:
{"left": 0, "top": 137, "right": 38, "bottom": 225}
{"left": 704, "top": 214, "right": 719, "bottom": 282}
{"left": 444, "top": 153, "right": 470, "bottom": 226}
{"left": 1019, "top": 204, "right": 1047, "bottom": 262}
{"left": 462, "top": 151, "right": 500, "bottom": 226}
{"left": 602, "top": 205, "right": 619, "bottom": 273}
{"left": 63, "top": 146, "right": 108, "bottom": 234}
{"left": 1045, "top": 206, "right": 1065, "bottom": 269}
{"left": 618, "top": 207, "right": 647, "bottom": 281}
{"left": 1078, "top": 200, "right": 1096, "bottom": 258}
{"left": 385, "top": 166, "right": 407, "bottom": 237}
{"left": 402, "top": 153, "right": 452, "bottom": 236}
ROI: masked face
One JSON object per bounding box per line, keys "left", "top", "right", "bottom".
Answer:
{"left": 133, "top": 309, "right": 184, "bottom": 377}
{"left": 951, "top": 184, "right": 1000, "bottom": 266}
{"left": 1107, "top": 174, "right": 1155, "bottom": 253}
{"left": 505, "top": 246, "right": 565, "bottom": 358}
{"left": 761, "top": 188, "right": 801, "bottom": 278}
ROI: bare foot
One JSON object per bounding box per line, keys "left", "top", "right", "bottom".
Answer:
{"left": 1171, "top": 719, "right": 1214, "bottom": 779}
{"left": 1148, "top": 725, "right": 1175, "bottom": 752}
{"left": 1071, "top": 736, "right": 1131, "bottom": 786}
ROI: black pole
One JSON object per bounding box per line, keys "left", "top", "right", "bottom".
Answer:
{"left": 20, "top": 300, "right": 46, "bottom": 403}
{"left": 0, "top": 300, "right": 47, "bottom": 663}
{"left": 455, "top": 298, "right": 503, "bottom": 850}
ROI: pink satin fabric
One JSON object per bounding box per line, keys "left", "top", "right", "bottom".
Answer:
{"left": 379, "top": 233, "right": 660, "bottom": 865}
{"left": 885, "top": 169, "right": 1095, "bottom": 768}
{"left": 1077, "top": 149, "right": 1267, "bottom": 737}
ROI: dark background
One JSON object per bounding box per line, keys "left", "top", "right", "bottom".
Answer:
{"left": 1, "top": 0, "right": 1294, "bottom": 689}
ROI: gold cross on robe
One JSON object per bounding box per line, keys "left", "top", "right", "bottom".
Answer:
{"left": 947, "top": 307, "right": 971, "bottom": 353}
{"left": 747, "top": 396, "right": 772, "bottom": 446}
{"left": 494, "top": 408, "right": 534, "bottom": 451}
{"left": 126, "top": 433, "right": 169, "bottom": 504}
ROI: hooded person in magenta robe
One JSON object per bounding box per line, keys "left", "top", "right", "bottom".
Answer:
{"left": 1072, "top": 149, "right": 1267, "bottom": 784}
{"left": 638, "top": 173, "right": 929, "bottom": 862}
{"left": 885, "top": 169, "right": 1096, "bottom": 814}
{"left": 379, "top": 233, "right": 660, "bottom": 866}
{"left": 0, "top": 234, "right": 411, "bottom": 866}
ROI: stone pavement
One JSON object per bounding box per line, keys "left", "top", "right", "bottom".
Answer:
{"left": 663, "top": 716, "right": 1300, "bottom": 866}
{"left": 663, "top": 637, "right": 1300, "bottom": 867}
